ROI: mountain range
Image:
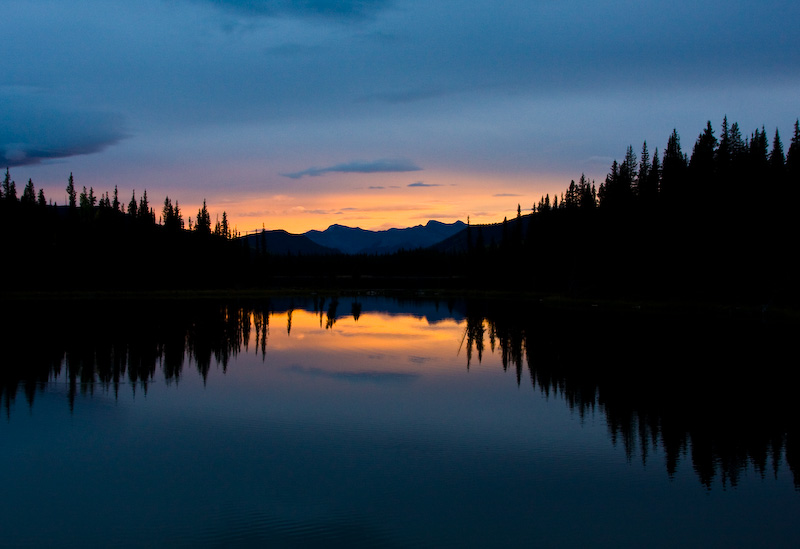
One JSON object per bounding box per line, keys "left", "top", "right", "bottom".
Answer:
{"left": 241, "top": 220, "right": 467, "bottom": 255}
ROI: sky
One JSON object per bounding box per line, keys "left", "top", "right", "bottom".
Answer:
{"left": 3, "top": 0, "right": 799, "bottom": 233}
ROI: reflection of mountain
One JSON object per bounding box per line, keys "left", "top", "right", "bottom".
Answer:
{"left": 2, "top": 296, "right": 797, "bottom": 490}
{"left": 267, "top": 295, "right": 467, "bottom": 324}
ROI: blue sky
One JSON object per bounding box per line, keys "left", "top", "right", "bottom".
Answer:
{"left": 3, "top": 0, "right": 799, "bottom": 231}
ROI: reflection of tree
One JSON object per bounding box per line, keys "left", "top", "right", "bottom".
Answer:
{"left": 0, "top": 298, "right": 274, "bottom": 409}
{"left": 326, "top": 298, "right": 339, "bottom": 330}
{"left": 253, "top": 308, "right": 269, "bottom": 360}
{"left": 463, "top": 300, "right": 800, "bottom": 489}
{"left": 3, "top": 296, "right": 798, "bottom": 491}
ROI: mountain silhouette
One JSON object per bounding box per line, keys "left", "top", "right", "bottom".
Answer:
{"left": 304, "top": 220, "right": 466, "bottom": 255}
{"left": 241, "top": 229, "right": 338, "bottom": 255}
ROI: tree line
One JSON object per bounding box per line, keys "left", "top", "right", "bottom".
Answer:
{"left": 528, "top": 117, "right": 800, "bottom": 214}
{"left": 457, "top": 117, "right": 800, "bottom": 306}
{"left": 2, "top": 170, "right": 238, "bottom": 239}
{"left": 0, "top": 171, "right": 251, "bottom": 290}
{"left": 2, "top": 116, "right": 799, "bottom": 304}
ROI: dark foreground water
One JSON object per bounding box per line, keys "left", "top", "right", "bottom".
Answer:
{"left": 1, "top": 296, "right": 798, "bottom": 547}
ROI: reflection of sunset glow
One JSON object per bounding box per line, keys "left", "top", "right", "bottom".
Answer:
{"left": 254, "top": 309, "right": 467, "bottom": 373}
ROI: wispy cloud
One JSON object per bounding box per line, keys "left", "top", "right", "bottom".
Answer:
{"left": 493, "top": 193, "right": 521, "bottom": 197}
{"left": 408, "top": 181, "right": 441, "bottom": 188}
{"left": 282, "top": 158, "right": 422, "bottom": 179}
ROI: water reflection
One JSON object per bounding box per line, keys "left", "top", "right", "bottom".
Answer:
{"left": 1, "top": 295, "right": 798, "bottom": 491}
{"left": 462, "top": 301, "right": 800, "bottom": 490}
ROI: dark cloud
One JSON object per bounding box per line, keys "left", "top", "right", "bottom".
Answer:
{"left": 200, "top": 0, "right": 391, "bottom": 19}
{"left": 408, "top": 182, "right": 441, "bottom": 188}
{"left": 282, "top": 158, "right": 421, "bottom": 179}
{"left": 0, "top": 97, "right": 127, "bottom": 167}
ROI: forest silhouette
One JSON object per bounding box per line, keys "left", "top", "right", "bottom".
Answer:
{"left": 2, "top": 116, "right": 799, "bottom": 306}
{"left": 1, "top": 296, "right": 796, "bottom": 490}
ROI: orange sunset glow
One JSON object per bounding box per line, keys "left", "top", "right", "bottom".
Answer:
{"left": 198, "top": 171, "right": 568, "bottom": 235}
{"left": 256, "top": 308, "right": 468, "bottom": 373}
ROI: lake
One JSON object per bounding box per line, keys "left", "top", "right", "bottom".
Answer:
{"left": 1, "top": 295, "right": 798, "bottom": 547}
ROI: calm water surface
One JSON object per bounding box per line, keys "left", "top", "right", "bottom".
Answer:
{"left": 1, "top": 296, "right": 798, "bottom": 547}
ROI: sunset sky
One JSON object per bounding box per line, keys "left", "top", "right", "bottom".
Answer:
{"left": 3, "top": 0, "right": 799, "bottom": 233}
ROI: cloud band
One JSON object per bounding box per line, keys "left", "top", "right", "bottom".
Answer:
{"left": 282, "top": 158, "right": 422, "bottom": 179}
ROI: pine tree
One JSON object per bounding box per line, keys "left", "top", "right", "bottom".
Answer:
{"left": 174, "top": 201, "right": 184, "bottom": 229}
{"left": 37, "top": 188, "right": 46, "bottom": 207}
{"left": 565, "top": 180, "right": 579, "bottom": 209}
{"left": 637, "top": 141, "right": 650, "bottom": 198}
{"left": 716, "top": 116, "right": 731, "bottom": 172}
{"left": 163, "top": 196, "right": 175, "bottom": 229}
{"left": 661, "top": 129, "right": 687, "bottom": 206}
{"left": 133, "top": 189, "right": 155, "bottom": 223}
{"left": 786, "top": 119, "right": 800, "bottom": 181}
{"left": 786, "top": 120, "right": 800, "bottom": 208}
{"left": 3, "top": 168, "right": 17, "bottom": 202}
{"left": 729, "top": 122, "right": 746, "bottom": 166}
{"left": 66, "top": 173, "right": 77, "bottom": 209}
{"left": 689, "top": 121, "right": 717, "bottom": 205}
{"left": 195, "top": 199, "right": 211, "bottom": 234}
{"left": 221, "top": 211, "right": 230, "bottom": 239}
{"left": 578, "top": 174, "right": 595, "bottom": 209}
{"left": 769, "top": 128, "right": 785, "bottom": 176}
{"left": 128, "top": 190, "right": 138, "bottom": 217}
{"left": 21, "top": 179, "right": 36, "bottom": 205}
{"left": 749, "top": 127, "right": 769, "bottom": 175}
{"left": 79, "top": 186, "right": 90, "bottom": 210}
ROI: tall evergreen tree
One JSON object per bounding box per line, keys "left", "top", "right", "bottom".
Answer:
{"left": 749, "top": 127, "right": 769, "bottom": 174}
{"left": 163, "top": 196, "right": 176, "bottom": 229}
{"left": 786, "top": 119, "right": 800, "bottom": 181}
{"left": 637, "top": 141, "right": 650, "bottom": 198}
{"left": 786, "top": 120, "right": 800, "bottom": 208}
{"left": 135, "top": 189, "right": 155, "bottom": 223}
{"left": 196, "top": 199, "right": 211, "bottom": 235}
{"left": 66, "top": 173, "right": 77, "bottom": 209}
{"left": 716, "top": 116, "right": 731, "bottom": 172}
{"left": 3, "top": 168, "right": 17, "bottom": 202}
{"left": 565, "top": 180, "right": 579, "bottom": 209}
{"left": 21, "top": 179, "right": 36, "bottom": 205}
{"left": 221, "top": 211, "right": 230, "bottom": 239}
{"left": 578, "top": 174, "right": 595, "bottom": 209}
{"left": 661, "top": 129, "right": 687, "bottom": 206}
{"left": 128, "top": 190, "right": 138, "bottom": 218}
{"left": 174, "top": 201, "right": 184, "bottom": 230}
{"left": 689, "top": 121, "right": 717, "bottom": 205}
{"left": 769, "top": 128, "right": 785, "bottom": 177}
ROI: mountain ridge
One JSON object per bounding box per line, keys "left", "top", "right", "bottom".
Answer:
{"left": 303, "top": 219, "right": 466, "bottom": 255}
